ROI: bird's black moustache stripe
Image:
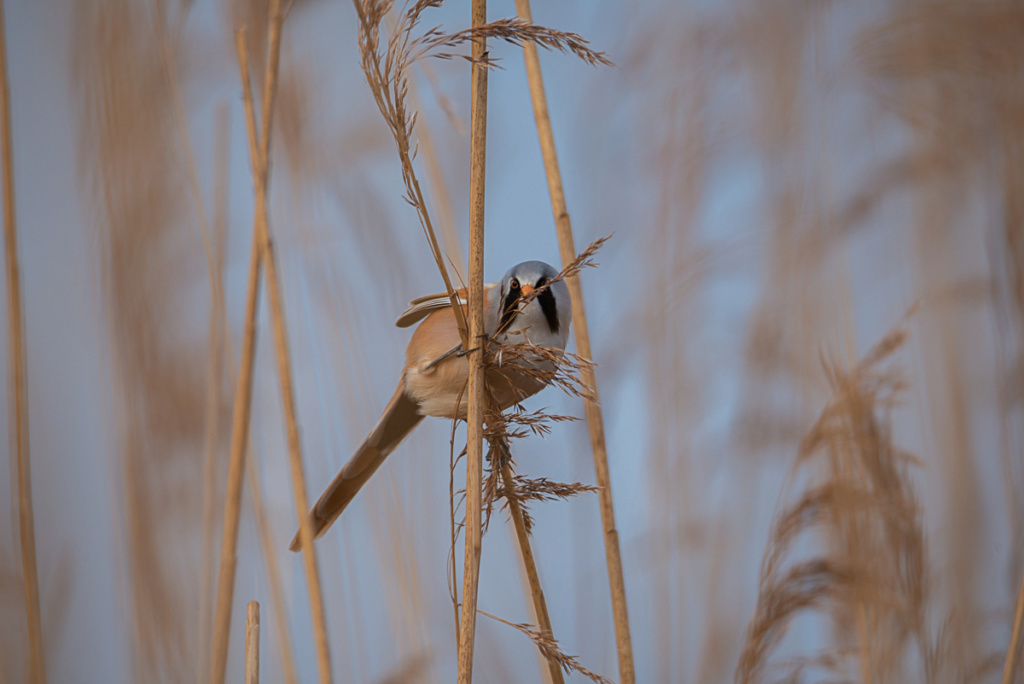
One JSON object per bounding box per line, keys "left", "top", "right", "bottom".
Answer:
{"left": 500, "top": 289, "right": 520, "bottom": 333}
{"left": 500, "top": 280, "right": 560, "bottom": 335}
{"left": 537, "top": 287, "right": 559, "bottom": 334}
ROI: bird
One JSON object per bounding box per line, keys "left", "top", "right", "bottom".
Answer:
{"left": 290, "top": 260, "right": 572, "bottom": 551}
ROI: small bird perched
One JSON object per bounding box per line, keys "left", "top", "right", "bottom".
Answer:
{"left": 290, "top": 260, "right": 571, "bottom": 551}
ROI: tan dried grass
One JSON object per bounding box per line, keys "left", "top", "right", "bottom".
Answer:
{"left": 0, "top": 0, "right": 44, "bottom": 679}
{"left": 72, "top": 2, "right": 208, "bottom": 678}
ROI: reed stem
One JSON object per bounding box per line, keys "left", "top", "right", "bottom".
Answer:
{"left": 196, "top": 103, "right": 230, "bottom": 684}
{"left": 236, "top": 15, "right": 334, "bottom": 683}
{"left": 246, "top": 448, "right": 300, "bottom": 684}
{"left": 500, "top": 463, "right": 564, "bottom": 684}
{"left": 0, "top": 1, "right": 45, "bottom": 681}
{"left": 207, "top": 30, "right": 266, "bottom": 684}
{"left": 457, "top": 0, "right": 488, "bottom": 680}
{"left": 203, "top": 121, "right": 298, "bottom": 683}
{"left": 245, "top": 601, "right": 260, "bottom": 684}
{"left": 512, "top": 1, "right": 635, "bottom": 681}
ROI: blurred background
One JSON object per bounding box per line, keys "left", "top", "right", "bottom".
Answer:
{"left": 1, "top": 0, "right": 1022, "bottom": 681}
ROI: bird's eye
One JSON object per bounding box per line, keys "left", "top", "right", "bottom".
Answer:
{"left": 510, "top": 279, "right": 519, "bottom": 290}
{"left": 536, "top": 277, "right": 547, "bottom": 289}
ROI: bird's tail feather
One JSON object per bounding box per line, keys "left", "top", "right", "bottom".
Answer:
{"left": 290, "top": 382, "right": 422, "bottom": 551}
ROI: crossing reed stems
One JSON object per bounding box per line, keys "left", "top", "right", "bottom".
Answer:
{"left": 207, "top": 28, "right": 267, "bottom": 684}
{"left": 235, "top": 18, "right": 333, "bottom": 683}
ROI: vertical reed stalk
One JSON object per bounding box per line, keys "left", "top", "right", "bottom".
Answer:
{"left": 508, "top": 527, "right": 553, "bottom": 684}
{"left": 197, "top": 103, "right": 230, "bottom": 684}
{"left": 235, "top": 16, "right": 333, "bottom": 683}
{"left": 208, "top": 32, "right": 266, "bottom": 684}
{"left": 157, "top": 0, "right": 219, "bottom": 293}
{"left": 500, "top": 463, "right": 565, "bottom": 684}
{"left": 512, "top": 1, "right": 635, "bottom": 681}
{"left": 155, "top": 11, "right": 232, "bottom": 679}
{"left": 246, "top": 450, "right": 300, "bottom": 684}
{"left": 0, "top": 1, "right": 45, "bottom": 681}
{"left": 1002, "top": 564, "right": 1024, "bottom": 684}
{"left": 457, "top": 0, "right": 488, "bottom": 680}
{"left": 245, "top": 601, "right": 260, "bottom": 684}
{"left": 204, "top": 120, "right": 298, "bottom": 683}
{"left": 450, "top": 438, "right": 461, "bottom": 654}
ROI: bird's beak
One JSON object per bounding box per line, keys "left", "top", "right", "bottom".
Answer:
{"left": 520, "top": 284, "right": 534, "bottom": 296}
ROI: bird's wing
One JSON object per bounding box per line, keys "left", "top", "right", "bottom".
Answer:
{"left": 394, "top": 282, "right": 497, "bottom": 328}
{"left": 290, "top": 381, "right": 423, "bottom": 551}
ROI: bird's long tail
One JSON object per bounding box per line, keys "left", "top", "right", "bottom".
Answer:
{"left": 290, "top": 381, "right": 422, "bottom": 551}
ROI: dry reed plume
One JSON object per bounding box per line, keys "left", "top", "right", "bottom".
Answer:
{"left": 736, "top": 321, "right": 1007, "bottom": 684}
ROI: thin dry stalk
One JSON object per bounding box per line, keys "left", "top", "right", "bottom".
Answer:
{"left": 351, "top": 0, "right": 469, "bottom": 345}
{"left": 208, "top": 31, "right": 267, "bottom": 684}
{"left": 499, "top": 462, "right": 564, "bottom": 684}
{"left": 246, "top": 449, "right": 299, "bottom": 684}
{"left": 236, "top": 16, "right": 334, "bottom": 683}
{"left": 0, "top": 0, "right": 44, "bottom": 680}
{"left": 156, "top": 43, "right": 230, "bottom": 680}
{"left": 197, "top": 102, "right": 230, "bottom": 684}
{"left": 377, "top": 479, "right": 433, "bottom": 670}
{"left": 245, "top": 601, "right": 260, "bottom": 684}
{"left": 425, "top": 18, "right": 611, "bottom": 68}
{"left": 197, "top": 101, "right": 300, "bottom": 684}
{"left": 1003, "top": 564, "right": 1024, "bottom": 684}
{"left": 156, "top": 0, "right": 219, "bottom": 295}
{"left": 457, "top": 0, "right": 488, "bottom": 680}
{"left": 505, "top": 522, "right": 554, "bottom": 684}
{"left": 197, "top": 145, "right": 298, "bottom": 684}
{"left": 211, "top": 14, "right": 305, "bottom": 683}
{"left": 512, "top": 1, "right": 634, "bottom": 680}
{"left": 449, "top": 436, "right": 464, "bottom": 655}
{"left": 380, "top": 5, "right": 465, "bottom": 283}
{"left": 478, "top": 611, "right": 613, "bottom": 684}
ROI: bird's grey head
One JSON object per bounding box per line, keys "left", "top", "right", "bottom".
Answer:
{"left": 498, "top": 261, "right": 571, "bottom": 340}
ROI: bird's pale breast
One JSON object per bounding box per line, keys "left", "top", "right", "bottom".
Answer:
{"left": 402, "top": 299, "right": 551, "bottom": 420}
